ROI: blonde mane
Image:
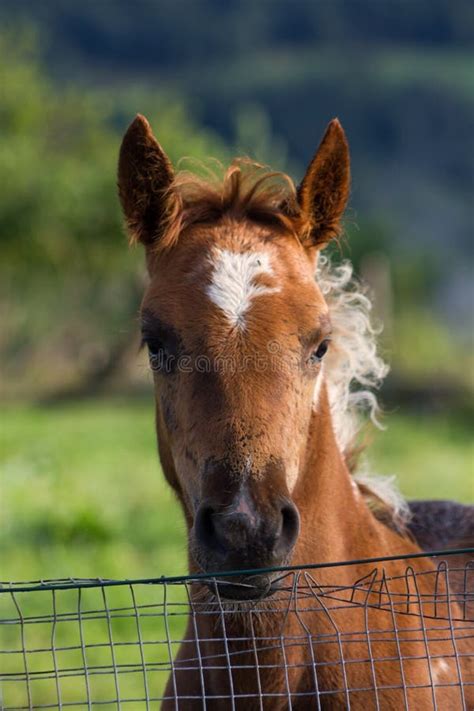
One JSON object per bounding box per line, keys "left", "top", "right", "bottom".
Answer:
{"left": 161, "top": 160, "right": 409, "bottom": 528}
{"left": 317, "top": 256, "right": 409, "bottom": 527}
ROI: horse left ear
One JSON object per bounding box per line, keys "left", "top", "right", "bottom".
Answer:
{"left": 297, "top": 118, "right": 350, "bottom": 249}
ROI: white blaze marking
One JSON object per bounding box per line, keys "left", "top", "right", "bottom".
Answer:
{"left": 207, "top": 249, "right": 280, "bottom": 328}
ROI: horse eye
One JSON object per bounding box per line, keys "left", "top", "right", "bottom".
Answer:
{"left": 146, "top": 341, "right": 174, "bottom": 373}
{"left": 308, "top": 339, "right": 330, "bottom": 365}
{"left": 147, "top": 341, "right": 163, "bottom": 362}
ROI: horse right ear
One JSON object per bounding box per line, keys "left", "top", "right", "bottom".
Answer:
{"left": 118, "top": 115, "right": 174, "bottom": 246}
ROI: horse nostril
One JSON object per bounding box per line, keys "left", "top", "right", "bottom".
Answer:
{"left": 195, "top": 504, "right": 260, "bottom": 558}
{"left": 194, "top": 505, "right": 219, "bottom": 552}
{"left": 278, "top": 502, "right": 300, "bottom": 553}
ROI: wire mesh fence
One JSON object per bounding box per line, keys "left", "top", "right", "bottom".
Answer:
{"left": 1, "top": 549, "right": 473, "bottom": 709}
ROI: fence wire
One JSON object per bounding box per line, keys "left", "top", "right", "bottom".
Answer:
{"left": 1, "top": 550, "right": 473, "bottom": 710}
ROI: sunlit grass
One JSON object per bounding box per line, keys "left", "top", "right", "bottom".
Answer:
{"left": 2, "top": 398, "right": 472, "bottom": 583}
{"left": 1, "top": 399, "right": 472, "bottom": 707}
{"left": 371, "top": 410, "right": 473, "bottom": 503}
{"left": 1, "top": 400, "right": 186, "bottom": 582}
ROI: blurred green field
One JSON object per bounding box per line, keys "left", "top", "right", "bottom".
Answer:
{"left": 1, "top": 400, "right": 472, "bottom": 707}
{"left": 2, "top": 399, "right": 473, "bottom": 584}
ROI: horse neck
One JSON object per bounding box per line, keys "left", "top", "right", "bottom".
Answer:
{"left": 291, "top": 383, "right": 416, "bottom": 566}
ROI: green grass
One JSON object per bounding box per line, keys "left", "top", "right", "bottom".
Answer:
{"left": 1, "top": 399, "right": 473, "bottom": 584}
{"left": 0, "top": 400, "right": 187, "bottom": 707}
{"left": 371, "top": 410, "right": 473, "bottom": 503}
{"left": 1, "top": 399, "right": 472, "bottom": 707}
{"left": 1, "top": 400, "right": 187, "bottom": 584}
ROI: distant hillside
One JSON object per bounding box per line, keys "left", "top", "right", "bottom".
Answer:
{"left": 1, "top": 0, "right": 473, "bottom": 265}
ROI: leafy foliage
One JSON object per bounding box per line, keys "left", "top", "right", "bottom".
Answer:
{"left": 0, "top": 16, "right": 472, "bottom": 397}
{"left": 0, "top": 32, "right": 228, "bottom": 396}
{"left": 0, "top": 32, "right": 227, "bottom": 273}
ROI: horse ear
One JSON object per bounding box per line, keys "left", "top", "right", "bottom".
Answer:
{"left": 297, "top": 119, "right": 350, "bottom": 249}
{"left": 118, "top": 114, "right": 174, "bottom": 246}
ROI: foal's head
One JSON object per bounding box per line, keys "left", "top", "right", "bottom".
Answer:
{"left": 118, "top": 115, "right": 350, "bottom": 591}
